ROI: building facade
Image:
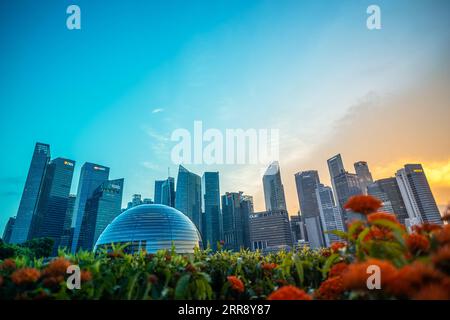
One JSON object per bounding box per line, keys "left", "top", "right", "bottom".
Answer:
{"left": 262, "top": 161, "right": 287, "bottom": 211}
{"left": 316, "top": 184, "right": 344, "bottom": 246}
{"left": 175, "top": 165, "right": 202, "bottom": 232}
{"left": 10, "top": 142, "right": 50, "bottom": 244}
{"left": 71, "top": 163, "right": 110, "bottom": 253}
{"left": 354, "top": 161, "right": 373, "bottom": 194}
{"left": 2, "top": 217, "right": 16, "bottom": 243}
{"left": 249, "top": 210, "right": 293, "bottom": 251}
{"left": 202, "top": 172, "right": 222, "bottom": 250}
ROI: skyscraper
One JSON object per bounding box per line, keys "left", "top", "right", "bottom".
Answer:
{"left": 334, "top": 171, "right": 364, "bottom": 222}
{"left": 161, "top": 177, "right": 175, "bottom": 207}
{"left": 368, "top": 178, "right": 409, "bottom": 224}
{"left": 10, "top": 142, "right": 50, "bottom": 244}
{"left": 175, "top": 165, "right": 202, "bottom": 232}
{"left": 221, "top": 192, "right": 246, "bottom": 251}
{"left": 78, "top": 179, "right": 124, "bottom": 251}
{"left": 59, "top": 194, "right": 76, "bottom": 250}
{"left": 202, "top": 172, "right": 221, "bottom": 250}
{"left": 154, "top": 180, "right": 164, "bottom": 204}
{"left": 294, "top": 170, "right": 325, "bottom": 249}
{"left": 28, "top": 158, "right": 75, "bottom": 253}
{"left": 327, "top": 154, "right": 345, "bottom": 185}
{"left": 71, "top": 163, "right": 110, "bottom": 253}
{"left": 239, "top": 195, "right": 254, "bottom": 250}
{"left": 316, "top": 184, "right": 345, "bottom": 246}
{"left": 262, "top": 161, "right": 287, "bottom": 211}
{"left": 396, "top": 164, "right": 442, "bottom": 226}
{"left": 2, "top": 217, "right": 16, "bottom": 243}
{"left": 249, "top": 210, "right": 293, "bottom": 252}
{"left": 354, "top": 161, "right": 373, "bottom": 194}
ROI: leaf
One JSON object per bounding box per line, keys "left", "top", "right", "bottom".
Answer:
{"left": 321, "top": 253, "right": 340, "bottom": 279}
{"left": 292, "top": 254, "right": 304, "bottom": 286}
{"left": 174, "top": 274, "right": 191, "bottom": 299}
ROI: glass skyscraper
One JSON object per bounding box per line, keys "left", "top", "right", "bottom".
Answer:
{"left": 2, "top": 216, "right": 16, "bottom": 243}
{"left": 78, "top": 178, "right": 124, "bottom": 251}
{"left": 154, "top": 180, "right": 164, "bottom": 204}
{"left": 10, "top": 142, "right": 50, "bottom": 244}
{"left": 262, "top": 161, "right": 287, "bottom": 211}
{"left": 202, "top": 172, "right": 221, "bottom": 250}
{"left": 175, "top": 165, "right": 202, "bottom": 233}
{"left": 354, "top": 161, "right": 373, "bottom": 194}
{"left": 294, "top": 170, "right": 325, "bottom": 249}
{"left": 334, "top": 171, "right": 364, "bottom": 222}
{"left": 221, "top": 192, "right": 249, "bottom": 251}
{"left": 71, "top": 162, "right": 110, "bottom": 253}
{"left": 396, "top": 164, "right": 442, "bottom": 226}
{"left": 161, "top": 177, "right": 175, "bottom": 207}
{"left": 28, "top": 157, "right": 76, "bottom": 253}
{"left": 316, "top": 184, "right": 345, "bottom": 246}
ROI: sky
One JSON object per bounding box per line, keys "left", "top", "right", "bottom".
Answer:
{"left": 0, "top": 0, "right": 449, "bottom": 233}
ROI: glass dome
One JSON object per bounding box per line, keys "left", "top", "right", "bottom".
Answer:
{"left": 94, "top": 204, "right": 201, "bottom": 254}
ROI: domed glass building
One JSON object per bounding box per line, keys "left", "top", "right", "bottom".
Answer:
{"left": 94, "top": 204, "right": 201, "bottom": 254}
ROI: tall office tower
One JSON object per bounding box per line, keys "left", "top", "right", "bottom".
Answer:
{"left": 249, "top": 210, "right": 293, "bottom": 252}
{"left": 354, "top": 161, "right": 373, "bottom": 194}
{"left": 2, "top": 217, "right": 16, "bottom": 243}
{"left": 396, "top": 164, "right": 442, "bottom": 226}
{"left": 334, "top": 171, "right": 364, "bottom": 222}
{"left": 221, "top": 192, "right": 245, "bottom": 251}
{"left": 327, "top": 154, "right": 345, "bottom": 187}
{"left": 131, "top": 194, "right": 142, "bottom": 207}
{"left": 239, "top": 195, "right": 254, "bottom": 250}
{"left": 142, "top": 198, "right": 153, "bottom": 204}
{"left": 262, "top": 161, "right": 287, "bottom": 211}
{"left": 290, "top": 214, "right": 307, "bottom": 246}
{"left": 202, "top": 172, "right": 221, "bottom": 250}
{"left": 28, "top": 158, "right": 75, "bottom": 253}
{"left": 154, "top": 180, "right": 164, "bottom": 204}
{"left": 161, "top": 177, "right": 175, "bottom": 207}
{"left": 294, "top": 170, "right": 325, "bottom": 249}
{"left": 59, "top": 194, "right": 76, "bottom": 249}
{"left": 316, "top": 184, "right": 345, "bottom": 246}
{"left": 175, "top": 165, "right": 202, "bottom": 232}
{"left": 10, "top": 143, "right": 50, "bottom": 244}
{"left": 78, "top": 179, "right": 124, "bottom": 251}
{"left": 71, "top": 163, "right": 110, "bottom": 253}
{"left": 367, "top": 182, "right": 395, "bottom": 214}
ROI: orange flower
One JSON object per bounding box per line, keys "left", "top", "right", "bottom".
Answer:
{"left": 42, "top": 257, "right": 72, "bottom": 278}
{"left": 412, "top": 283, "right": 450, "bottom": 300}
{"left": 347, "top": 221, "right": 366, "bottom": 240}
{"left": 436, "top": 224, "right": 450, "bottom": 246}
{"left": 11, "top": 268, "right": 41, "bottom": 286}
{"left": 227, "top": 276, "right": 244, "bottom": 293}
{"left": 0, "top": 258, "right": 17, "bottom": 271}
{"left": 81, "top": 270, "right": 92, "bottom": 282}
{"left": 386, "top": 261, "right": 445, "bottom": 297}
{"left": 432, "top": 245, "right": 450, "bottom": 275}
{"left": 314, "top": 276, "right": 344, "bottom": 300}
{"left": 367, "top": 212, "right": 399, "bottom": 224}
{"left": 406, "top": 233, "right": 430, "bottom": 255}
{"left": 412, "top": 223, "right": 442, "bottom": 235}
{"left": 330, "top": 242, "right": 346, "bottom": 253}
{"left": 344, "top": 195, "right": 382, "bottom": 215}
{"left": 268, "top": 285, "right": 312, "bottom": 300}
{"left": 329, "top": 262, "right": 348, "bottom": 278}
{"left": 261, "top": 262, "right": 277, "bottom": 271}
{"left": 341, "top": 259, "right": 397, "bottom": 291}
{"left": 364, "top": 225, "right": 394, "bottom": 241}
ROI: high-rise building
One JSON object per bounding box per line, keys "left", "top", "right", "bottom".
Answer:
{"left": 221, "top": 192, "right": 250, "bottom": 251}
{"left": 161, "top": 177, "right": 175, "bottom": 207}
{"left": 316, "top": 184, "right": 345, "bottom": 246}
{"left": 262, "top": 161, "right": 287, "bottom": 211}
{"left": 327, "top": 154, "right": 345, "bottom": 186}
{"left": 367, "top": 182, "right": 395, "bottom": 214}
{"left": 239, "top": 195, "right": 254, "bottom": 250}
{"left": 71, "top": 163, "right": 110, "bottom": 253}
{"left": 10, "top": 143, "right": 50, "bottom": 244}
{"left": 59, "top": 194, "right": 76, "bottom": 250}
{"left": 294, "top": 170, "right": 325, "bottom": 249}
{"left": 202, "top": 172, "right": 221, "bottom": 250}
{"left": 154, "top": 180, "right": 164, "bottom": 204}
{"left": 249, "top": 210, "right": 293, "bottom": 252}
{"left": 143, "top": 198, "right": 153, "bottom": 204}
{"left": 396, "top": 164, "right": 442, "bottom": 226}
{"left": 175, "top": 165, "right": 202, "bottom": 232}
{"left": 78, "top": 179, "right": 124, "bottom": 251}
{"left": 290, "top": 214, "right": 307, "bottom": 246}
{"left": 354, "top": 161, "right": 373, "bottom": 194}
{"left": 28, "top": 158, "right": 75, "bottom": 253}
{"left": 334, "top": 171, "right": 364, "bottom": 222}
{"left": 2, "top": 217, "right": 16, "bottom": 243}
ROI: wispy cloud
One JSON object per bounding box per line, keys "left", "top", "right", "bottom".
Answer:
{"left": 141, "top": 161, "right": 159, "bottom": 171}
{"left": 152, "top": 108, "right": 164, "bottom": 114}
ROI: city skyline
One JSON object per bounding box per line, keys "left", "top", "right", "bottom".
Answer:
{"left": 1, "top": 0, "right": 449, "bottom": 233}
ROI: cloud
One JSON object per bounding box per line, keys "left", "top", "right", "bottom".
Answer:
{"left": 152, "top": 108, "right": 164, "bottom": 114}
{"left": 141, "top": 161, "right": 159, "bottom": 171}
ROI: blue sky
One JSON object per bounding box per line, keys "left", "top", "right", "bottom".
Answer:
{"left": 1, "top": 0, "right": 449, "bottom": 233}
